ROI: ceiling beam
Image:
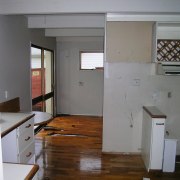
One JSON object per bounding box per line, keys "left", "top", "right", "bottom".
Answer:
{"left": 45, "top": 28, "right": 104, "bottom": 37}
{"left": 107, "top": 13, "right": 180, "bottom": 22}
{"left": 28, "top": 14, "right": 105, "bottom": 28}
{"left": 56, "top": 36, "right": 104, "bottom": 42}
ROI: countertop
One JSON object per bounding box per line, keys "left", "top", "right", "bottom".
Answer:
{"left": 0, "top": 112, "right": 38, "bottom": 180}
{"left": 33, "top": 111, "right": 52, "bottom": 126}
{"left": 143, "top": 106, "right": 166, "bottom": 119}
{"left": 3, "top": 163, "right": 39, "bottom": 180}
{"left": 0, "top": 112, "right": 35, "bottom": 137}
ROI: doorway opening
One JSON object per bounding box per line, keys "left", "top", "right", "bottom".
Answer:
{"left": 31, "top": 44, "right": 55, "bottom": 115}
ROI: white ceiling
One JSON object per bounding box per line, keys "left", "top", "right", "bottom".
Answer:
{"left": 1, "top": 0, "right": 180, "bottom": 39}
{"left": 1, "top": 0, "right": 180, "bottom": 14}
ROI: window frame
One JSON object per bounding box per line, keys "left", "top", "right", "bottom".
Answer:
{"left": 79, "top": 51, "right": 104, "bottom": 70}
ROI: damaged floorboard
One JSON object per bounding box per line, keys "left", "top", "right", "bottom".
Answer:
{"left": 35, "top": 115, "right": 180, "bottom": 180}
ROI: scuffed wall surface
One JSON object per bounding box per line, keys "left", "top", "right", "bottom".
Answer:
{"left": 103, "top": 62, "right": 180, "bottom": 154}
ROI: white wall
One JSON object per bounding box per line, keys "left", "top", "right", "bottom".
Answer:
{"left": 157, "top": 23, "right": 180, "bottom": 39}
{"left": 0, "top": 15, "right": 56, "bottom": 111}
{"left": 103, "top": 62, "right": 180, "bottom": 154}
{"left": 103, "top": 21, "right": 180, "bottom": 154}
{"left": 56, "top": 37, "right": 104, "bottom": 116}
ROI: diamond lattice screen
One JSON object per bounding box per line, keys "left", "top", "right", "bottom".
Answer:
{"left": 157, "top": 40, "right": 180, "bottom": 62}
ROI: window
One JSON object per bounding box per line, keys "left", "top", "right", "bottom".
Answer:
{"left": 80, "top": 51, "right": 104, "bottom": 70}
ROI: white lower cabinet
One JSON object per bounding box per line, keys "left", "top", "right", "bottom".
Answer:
{"left": 19, "top": 141, "right": 35, "bottom": 163}
{"left": 2, "top": 117, "right": 35, "bottom": 164}
{"left": 142, "top": 106, "right": 166, "bottom": 171}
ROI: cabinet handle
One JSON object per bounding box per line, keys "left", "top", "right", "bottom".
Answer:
{"left": 25, "top": 136, "right": 31, "bottom": 141}
{"left": 26, "top": 152, "right": 32, "bottom": 157}
{"left": 156, "top": 123, "right": 164, "bottom": 125}
{"left": 25, "top": 124, "right": 32, "bottom": 128}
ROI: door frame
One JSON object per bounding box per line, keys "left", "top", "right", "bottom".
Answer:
{"left": 31, "top": 44, "right": 55, "bottom": 116}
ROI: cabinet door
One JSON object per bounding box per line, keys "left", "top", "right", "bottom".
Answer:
{"left": 150, "top": 119, "right": 165, "bottom": 169}
{"left": 18, "top": 129, "right": 34, "bottom": 152}
{"left": 19, "top": 142, "right": 35, "bottom": 164}
{"left": 18, "top": 118, "right": 34, "bottom": 135}
{"left": 141, "top": 111, "right": 152, "bottom": 171}
{"left": 2, "top": 129, "right": 18, "bottom": 163}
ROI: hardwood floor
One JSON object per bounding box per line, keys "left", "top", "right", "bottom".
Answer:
{"left": 35, "top": 115, "right": 180, "bottom": 180}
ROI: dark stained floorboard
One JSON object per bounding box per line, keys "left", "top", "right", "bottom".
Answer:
{"left": 35, "top": 115, "right": 180, "bottom": 180}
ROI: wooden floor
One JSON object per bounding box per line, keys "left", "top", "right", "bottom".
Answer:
{"left": 35, "top": 115, "right": 180, "bottom": 180}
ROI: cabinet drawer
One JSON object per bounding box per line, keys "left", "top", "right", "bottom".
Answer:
{"left": 19, "top": 142, "right": 35, "bottom": 164}
{"left": 18, "top": 130, "right": 34, "bottom": 152}
{"left": 18, "top": 118, "right": 34, "bottom": 135}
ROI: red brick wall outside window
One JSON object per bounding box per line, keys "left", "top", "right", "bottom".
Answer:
{"left": 32, "top": 68, "right": 46, "bottom": 111}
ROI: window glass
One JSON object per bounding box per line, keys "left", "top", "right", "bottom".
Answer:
{"left": 80, "top": 52, "right": 104, "bottom": 70}
{"left": 31, "top": 47, "right": 42, "bottom": 99}
{"left": 44, "top": 50, "right": 53, "bottom": 94}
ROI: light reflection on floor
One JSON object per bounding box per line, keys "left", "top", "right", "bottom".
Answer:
{"left": 80, "top": 157, "right": 102, "bottom": 172}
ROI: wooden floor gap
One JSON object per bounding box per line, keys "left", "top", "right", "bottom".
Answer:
{"left": 47, "top": 132, "right": 90, "bottom": 137}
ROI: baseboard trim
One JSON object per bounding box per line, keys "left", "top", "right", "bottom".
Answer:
{"left": 56, "top": 114, "right": 70, "bottom": 117}
{"left": 56, "top": 113, "right": 103, "bottom": 117}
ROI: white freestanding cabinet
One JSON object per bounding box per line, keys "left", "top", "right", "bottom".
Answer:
{"left": 142, "top": 106, "right": 166, "bottom": 171}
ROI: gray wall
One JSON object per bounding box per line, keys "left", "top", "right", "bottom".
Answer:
{"left": 56, "top": 37, "right": 104, "bottom": 116}
{"left": 0, "top": 15, "right": 56, "bottom": 111}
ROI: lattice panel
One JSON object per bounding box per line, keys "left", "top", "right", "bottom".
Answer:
{"left": 157, "top": 40, "right": 180, "bottom": 62}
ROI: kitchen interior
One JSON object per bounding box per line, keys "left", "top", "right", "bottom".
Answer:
{"left": 1, "top": 1, "right": 180, "bottom": 179}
